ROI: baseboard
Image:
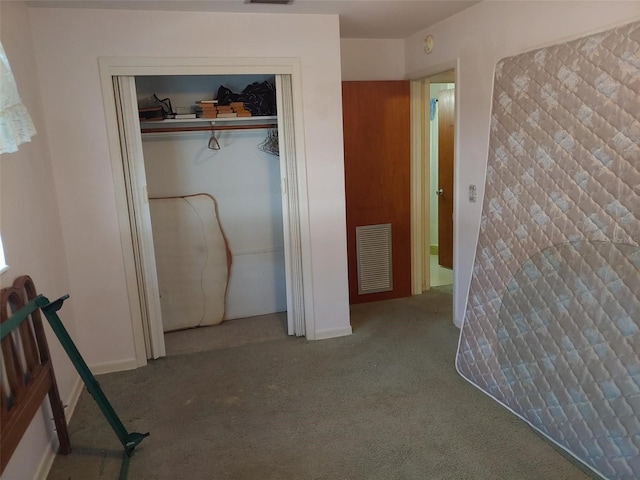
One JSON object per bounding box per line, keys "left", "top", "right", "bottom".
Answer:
{"left": 33, "top": 432, "right": 59, "bottom": 480}
{"left": 430, "top": 245, "right": 438, "bottom": 255}
{"left": 63, "top": 375, "right": 85, "bottom": 422}
{"left": 34, "top": 376, "right": 83, "bottom": 480}
{"left": 312, "top": 326, "right": 353, "bottom": 340}
{"left": 89, "top": 358, "right": 140, "bottom": 375}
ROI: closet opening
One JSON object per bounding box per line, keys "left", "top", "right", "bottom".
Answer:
{"left": 101, "top": 58, "right": 314, "bottom": 364}
{"left": 137, "top": 74, "right": 289, "bottom": 356}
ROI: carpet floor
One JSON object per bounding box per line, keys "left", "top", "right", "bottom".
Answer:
{"left": 47, "top": 289, "right": 595, "bottom": 479}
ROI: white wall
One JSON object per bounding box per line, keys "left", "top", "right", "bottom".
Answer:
{"left": 139, "top": 75, "right": 287, "bottom": 321}
{"left": 28, "top": 7, "right": 351, "bottom": 368}
{"left": 0, "top": 2, "right": 80, "bottom": 479}
{"left": 340, "top": 39, "right": 405, "bottom": 80}
{"left": 405, "top": 1, "right": 640, "bottom": 326}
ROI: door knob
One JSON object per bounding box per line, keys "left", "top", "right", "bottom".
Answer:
{"left": 436, "top": 189, "right": 444, "bottom": 196}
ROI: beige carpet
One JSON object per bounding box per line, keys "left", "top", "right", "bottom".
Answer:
{"left": 47, "top": 289, "right": 596, "bottom": 480}
{"left": 164, "top": 311, "right": 288, "bottom": 357}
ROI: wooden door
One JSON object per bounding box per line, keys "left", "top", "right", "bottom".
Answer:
{"left": 342, "top": 81, "right": 411, "bottom": 304}
{"left": 437, "top": 88, "right": 454, "bottom": 269}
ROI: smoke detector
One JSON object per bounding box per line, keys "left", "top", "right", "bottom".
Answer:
{"left": 423, "top": 35, "right": 434, "bottom": 54}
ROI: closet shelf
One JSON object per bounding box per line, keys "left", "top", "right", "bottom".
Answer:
{"left": 140, "top": 115, "right": 277, "bottom": 134}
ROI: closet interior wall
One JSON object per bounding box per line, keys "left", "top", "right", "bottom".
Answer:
{"left": 136, "top": 74, "right": 286, "bottom": 322}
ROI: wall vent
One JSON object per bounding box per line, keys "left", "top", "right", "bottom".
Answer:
{"left": 356, "top": 224, "right": 393, "bottom": 295}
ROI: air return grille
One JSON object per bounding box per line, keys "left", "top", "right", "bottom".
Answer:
{"left": 356, "top": 224, "right": 393, "bottom": 295}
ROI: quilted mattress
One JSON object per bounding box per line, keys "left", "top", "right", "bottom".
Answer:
{"left": 456, "top": 21, "right": 640, "bottom": 479}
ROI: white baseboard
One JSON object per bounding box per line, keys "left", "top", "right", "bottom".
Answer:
{"left": 63, "top": 375, "right": 85, "bottom": 422}
{"left": 312, "top": 325, "right": 353, "bottom": 340}
{"left": 89, "top": 357, "right": 140, "bottom": 375}
{"left": 34, "top": 376, "right": 83, "bottom": 480}
{"left": 33, "top": 433, "right": 58, "bottom": 480}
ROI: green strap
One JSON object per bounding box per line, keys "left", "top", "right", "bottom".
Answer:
{"left": 36, "top": 294, "right": 149, "bottom": 479}
{"left": 0, "top": 298, "right": 40, "bottom": 340}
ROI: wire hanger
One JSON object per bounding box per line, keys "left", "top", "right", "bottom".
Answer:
{"left": 208, "top": 133, "right": 220, "bottom": 150}
{"left": 258, "top": 129, "right": 279, "bottom": 156}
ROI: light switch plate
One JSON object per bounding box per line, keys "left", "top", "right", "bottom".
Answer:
{"left": 469, "top": 184, "right": 477, "bottom": 203}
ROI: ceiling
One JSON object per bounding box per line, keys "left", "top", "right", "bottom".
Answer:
{"left": 25, "top": 0, "right": 481, "bottom": 39}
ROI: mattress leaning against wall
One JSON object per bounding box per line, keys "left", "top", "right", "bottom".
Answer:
{"left": 456, "top": 21, "right": 640, "bottom": 480}
{"left": 149, "top": 194, "right": 232, "bottom": 332}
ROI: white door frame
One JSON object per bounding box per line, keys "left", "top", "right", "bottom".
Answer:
{"left": 409, "top": 62, "right": 459, "bottom": 319}
{"left": 99, "top": 57, "right": 315, "bottom": 365}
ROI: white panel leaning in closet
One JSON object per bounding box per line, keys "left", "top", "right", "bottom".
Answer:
{"left": 137, "top": 74, "right": 287, "bottom": 331}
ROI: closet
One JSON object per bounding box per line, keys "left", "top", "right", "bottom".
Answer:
{"left": 135, "top": 74, "right": 286, "bottom": 337}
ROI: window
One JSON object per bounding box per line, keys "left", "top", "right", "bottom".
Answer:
{"left": 0, "top": 234, "right": 7, "bottom": 274}
{"left": 1, "top": 39, "right": 36, "bottom": 274}
{"left": 0, "top": 40, "right": 36, "bottom": 154}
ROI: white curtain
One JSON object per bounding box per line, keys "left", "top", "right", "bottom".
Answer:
{"left": 0, "top": 41, "right": 36, "bottom": 154}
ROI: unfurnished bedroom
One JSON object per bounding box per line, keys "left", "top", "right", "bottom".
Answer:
{"left": 1, "top": 1, "right": 638, "bottom": 479}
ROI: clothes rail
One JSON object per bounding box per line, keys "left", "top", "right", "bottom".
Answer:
{"left": 141, "top": 124, "right": 276, "bottom": 134}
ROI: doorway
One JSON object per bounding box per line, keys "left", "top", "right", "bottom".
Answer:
{"left": 429, "top": 77, "right": 455, "bottom": 288}
{"left": 409, "top": 69, "right": 455, "bottom": 297}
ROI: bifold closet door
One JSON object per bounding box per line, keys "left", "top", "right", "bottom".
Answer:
{"left": 342, "top": 81, "right": 411, "bottom": 304}
{"left": 113, "top": 75, "right": 165, "bottom": 359}
{"left": 276, "top": 74, "right": 306, "bottom": 337}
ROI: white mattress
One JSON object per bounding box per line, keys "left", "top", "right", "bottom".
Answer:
{"left": 149, "top": 194, "right": 231, "bottom": 332}
{"left": 456, "top": 21, "right": 640, "bottom": 479}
